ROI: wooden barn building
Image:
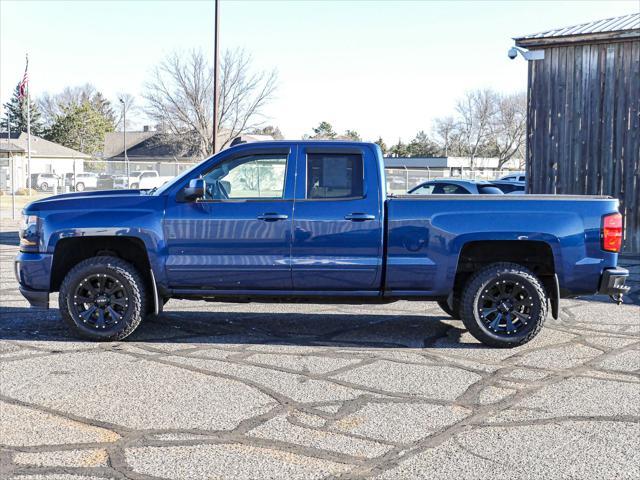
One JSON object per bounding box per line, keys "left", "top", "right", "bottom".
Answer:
{"left": 514, "top": 13, "right": 639, "bottom": 254}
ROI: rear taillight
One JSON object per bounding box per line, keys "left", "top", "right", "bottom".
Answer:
{"left": 602, "top": 213, "right": 623, "bottom": 253}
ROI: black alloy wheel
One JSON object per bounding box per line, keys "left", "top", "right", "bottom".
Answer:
{"left": 59, "top": 256, "right": 147, "bottom": 341}
{"left": 460, "top": 263, "right": 548, "bottom": 348}
{"left": 70, "top": 273, "right": 130, "bottom": 330}
{"left": 478, "top": 278, "right": 533, "bottom": 335}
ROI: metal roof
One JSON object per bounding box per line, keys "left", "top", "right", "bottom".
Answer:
{"left": 384, "top": 156, "right": 513, "bottom": 169}
{"left": 515, "top": 12, "right": 639, "bottom": 41}
{"left": 0, "top": 132, "right": 90, "bottom": 158}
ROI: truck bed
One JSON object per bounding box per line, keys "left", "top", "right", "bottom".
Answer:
{"left": 384, "top": 195, "right": 620, "bottom": 296}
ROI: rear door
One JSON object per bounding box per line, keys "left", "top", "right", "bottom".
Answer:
{"left": 291, "top": 144, "right": 384, "bottom": 291}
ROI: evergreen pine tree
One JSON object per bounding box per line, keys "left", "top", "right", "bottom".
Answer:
{"left": 2, "top": 83, "right": 44, "bottom": 135}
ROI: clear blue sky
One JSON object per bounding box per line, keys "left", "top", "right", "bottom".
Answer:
{"left": 1, "top": 0, "right": 636, "bottom": 141}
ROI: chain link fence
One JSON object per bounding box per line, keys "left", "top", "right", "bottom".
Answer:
{"left": 0, "top": 157, "right": 518, "bottom": 218}
{"left": 0, "top": 159, "right": 200, "bottom": 219}
{"left": 384, "top": 167, "right": 515, "bottom": 194}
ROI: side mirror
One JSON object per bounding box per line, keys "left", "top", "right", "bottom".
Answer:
{"left": 182, "top": 178, "right": 205, "bottom": 201}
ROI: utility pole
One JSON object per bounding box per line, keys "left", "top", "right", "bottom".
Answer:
{"left": 212, "top": 0, "right": 220, "bottom": 154}
{"left": 119, "top": 98, "right": 129, "bottom": 187}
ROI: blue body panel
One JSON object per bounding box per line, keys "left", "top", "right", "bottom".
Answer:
{"left": 15, "top": 141, "right": 620, "bottom": 302}
{"left": 16, "top": 191, "right": 167, "bottom": 290}
{"left": 290, "top": 144, "right": 384, "bottom": 290}
{"left": 385, "top": 196, "right": 618, "bottom": 296}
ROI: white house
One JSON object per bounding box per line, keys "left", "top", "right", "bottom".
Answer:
{"left": 0, "top": 132, "right": 89, "bottom": 189}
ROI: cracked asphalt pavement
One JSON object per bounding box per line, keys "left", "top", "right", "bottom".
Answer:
{"left": 1, "top": 222, "right": 639, "bottom": 479}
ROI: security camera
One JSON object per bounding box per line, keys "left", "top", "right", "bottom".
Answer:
{"left": 508, "top": 46, "right": 545, "bottom": 61}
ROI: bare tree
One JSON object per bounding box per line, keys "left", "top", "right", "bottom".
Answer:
{"left": 433, "top": 89, "right": 527, "bottom": 168}
{"left": 38, "top": 84, "right": 115, "bottom": 128}
{"left": 490, "top": 92, "right": 527, "bottom": 168}
{"left": 432, "top": 116, "right": 457, "bottom": 156}
{"left": 218, "top": 49, "right": 278, "bottom": 149}
{"left": 39, "top": 84, "right": 95, "bottom": 126}
{"left": 143, "top": 48, "right": 277, "bottom": 158}
{"left": 455, "top": 89, "right": 498, "bottom": 169}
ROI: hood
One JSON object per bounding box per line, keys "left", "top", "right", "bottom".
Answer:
{"left": 23, "top": 189, "right": 154, "bottom": 214}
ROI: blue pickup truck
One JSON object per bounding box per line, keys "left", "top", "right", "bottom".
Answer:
{"left": 16, "top": 141, "right": 629, "bottom": 347}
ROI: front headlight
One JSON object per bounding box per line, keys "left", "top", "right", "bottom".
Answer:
{"left": 19, "top": 214, "right": 41, "bottom": 251}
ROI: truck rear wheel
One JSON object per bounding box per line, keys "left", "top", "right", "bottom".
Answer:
{"left": 59, "top": 256, "right": 147, "bottom": 341}
{"left": 460, "top": 263, "right": 547, "bottom": 348}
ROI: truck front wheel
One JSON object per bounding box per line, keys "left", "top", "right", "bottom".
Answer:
{"left": 59, "top": 256, "right": 147, "bottom": 341}
{"left": 460, "top": 263, "right": 547, "bottom": 348}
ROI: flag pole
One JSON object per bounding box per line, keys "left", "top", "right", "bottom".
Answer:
{"left": 26, "top": 54, "right": 32, "bottom": 195}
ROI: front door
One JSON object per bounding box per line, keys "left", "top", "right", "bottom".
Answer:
{"left": 291, "top": 145, "right": 384, "bottom": 291}
{"left": 163, "top": 148, "right": 295, "bottom": 290}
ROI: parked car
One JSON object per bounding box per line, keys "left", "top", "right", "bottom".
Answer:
{"left": 138, "top": 172, "right": 174, "bottom": 190}
{"left": 63, "top": 173, "right": 98, "bottom": 192}
{"left": 97, "top": 174, "right": 116, "bottom": 190}
{"left": 490, "top": 180, "right": 526, "bottom": 194}
{"left": 500, "top": 172, "right": 526, "bottom": 182}
{"left": 30, "top": 173, "right": 62, "bottom": 192}
{"left": 408, "top": 179, "right": 504, "bottom": 195}
{"left": 16, "top": 141, "right": 629, "bottom": 347}
{"left": 113, "top": 170, "right": 173, "bottom": 189}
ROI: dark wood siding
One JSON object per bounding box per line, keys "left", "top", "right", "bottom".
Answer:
{"left": 526, "top": 39, "right": 640, "bottom": 254}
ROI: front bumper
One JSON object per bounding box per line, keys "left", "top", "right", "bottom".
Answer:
{"left": 15, "top": 252, "right": 53, "bottom": 309}
{"left": 598, "top": 267, "right": 630, "bottom": 296}
{"left": 19, "top": 286, "right": 49, "bottom": 309}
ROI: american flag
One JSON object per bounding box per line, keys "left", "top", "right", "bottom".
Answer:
{"left": 18, "top": 55, "right": 28, "bottom": 100}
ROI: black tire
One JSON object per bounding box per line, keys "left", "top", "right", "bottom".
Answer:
{"left": 460, "top": 262, "right": 547, "bottom": 348}
{"left": 40, "top": 182, "right": 48, "bottom": 191}
{"left": 76, "top": 182, "right": 85, "bottom": 192}
{"left": 59, "top": 256, "right": 147, "bottom": 341}
{"left": 130, "top": 183, "right": 139, "bottom": 189}
{"left": 437, "top": 298, "right": 460, "bottom": 318}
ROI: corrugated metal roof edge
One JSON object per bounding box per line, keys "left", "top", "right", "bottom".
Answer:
{"left": 514, "top": 12, "right": 639, "bottom": 42}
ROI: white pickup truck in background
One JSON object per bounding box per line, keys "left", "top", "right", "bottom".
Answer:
{"left": 113, "top": 170, "right": 174, "bottom": 190}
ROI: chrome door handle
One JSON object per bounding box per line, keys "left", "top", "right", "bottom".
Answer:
{"left": 344, "top": 213, "right": 375, "bottom": 221}
{"left": 257, "top": 213, "right": 289, "bottom": 221}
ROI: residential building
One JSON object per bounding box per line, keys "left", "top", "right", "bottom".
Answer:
{"left": 0, "top": 132, "right": 89, "bottom": 189}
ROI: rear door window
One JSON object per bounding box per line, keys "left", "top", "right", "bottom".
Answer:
{"left": 306, "top": 153, "right": 364, "bottom": 199}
